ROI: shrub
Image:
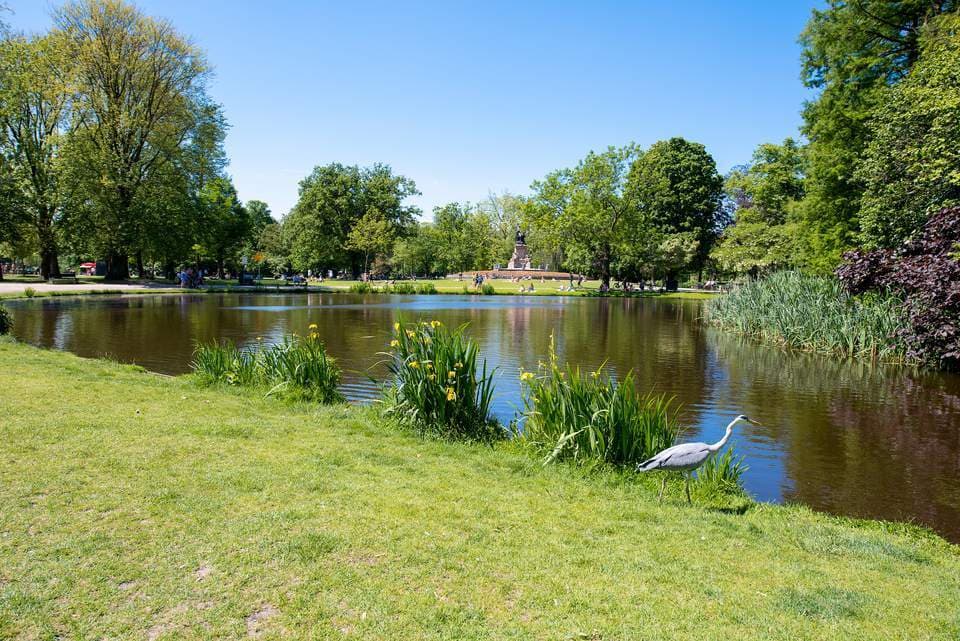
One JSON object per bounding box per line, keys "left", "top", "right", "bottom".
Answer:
{"left": 192, "top": 331, "right": 343, "bottom": 403}
{"left": 480, "top": 283, "right": 496, "bottom": 295}
{"left": 517, "top": 337, "right": 680, "bottom": 468}
{"left": 381, "top": 319, "right": 500, "bottom": 442}
{"left": 705, "top": 271, "right": 909, "bottom": 362}
{"left": 386, "top": 282, "right": 417, "bottom": 295}
{"left": 694, "top": 448, "right": 748, "bottom": 497}
{"left": 415, "top": 283, "right": 437, "bottom": 295}
{"left": 0, "top": 305, "right": 10, "bottom": 335}
{"left": 837, "top": 206, "right": 960, "bottom": 369}
{"left": 23, "top": 287, "right": 36, "bottom": 298}
{"left": 349, "top": 281, "right": 374, "bottom": 294}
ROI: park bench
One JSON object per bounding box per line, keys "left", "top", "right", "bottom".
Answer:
{"left": 48, "top": 271, "right": 78, "bottom": 284}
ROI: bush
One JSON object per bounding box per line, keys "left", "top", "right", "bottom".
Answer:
{"left": 415, "top": 283, "right": 437, "bottom": 295}
{"left": 349, "top": 281, "right": 375, "bottom": 294}
{"left": 23, "top": 287, "right": 36, "bottom": 298}
{"left": 480, "top": 283, "right": 495, "bottom": 295}
{"left": 837, "top": 206, "right": 960, "bottom": 369}
{"left": 705, "top": 271, "right": 909, "bottom": 362}
{"left": 192, "top": 330, "right": 343, "bottom": 403}
{"left": 517, "top": 337, "right": 680, "bottom": 468}
{"left": 385, "top": 282, "right": 417, "bottom": 294}
{"left": 382, "top": 319, "right": 500, "bottom": 442}
{"left": 694, "top": 448, "right": 748, "bottom": 497}
{"left": 0, "top": 305, "right": 10, "bottom": 335}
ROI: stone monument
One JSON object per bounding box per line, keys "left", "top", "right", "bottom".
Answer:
{"left": 507, "top": 226, "right": 533, "bottom": 270}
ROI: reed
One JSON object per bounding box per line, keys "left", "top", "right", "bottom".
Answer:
{"left": 381, "top": 319, "right": 500, "bottom": 442}
{"left": 517, "top": 337, "right": 680, "bottom": 467}
{"left": 705, "top": 271, "right": 909, "bottom": 362}
{"left": 694, "top": 448, "right": 748, "bottom": 497}
{"left": 415, "top": 283, "right": 437, "bottom": 295}
{"left": 348, "top": 281, "right": 375, "bottom": 294}
{"left": 192, "top": 331, "right": 343, "bottom": 403}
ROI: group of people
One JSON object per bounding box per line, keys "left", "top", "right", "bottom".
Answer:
{"left": 177, "top": 267, "right": 204, "bottom": 288}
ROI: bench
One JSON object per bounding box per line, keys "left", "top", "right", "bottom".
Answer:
{"left": 48, "top": 271, "right": 78, "bottom": 284}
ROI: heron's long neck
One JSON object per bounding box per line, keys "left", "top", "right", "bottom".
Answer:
{"left": 708, "top": 418, "right": 738, "bottom": 452}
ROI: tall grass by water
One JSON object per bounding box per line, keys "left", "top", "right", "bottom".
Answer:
{"left": 706, "top": 271, "right": 909, "bottom": 362}
{"left": 517, "top": 337, "right": 680, "bottom": 468}
{"left": 192, "top": 330, "right": 343, "bottom": 403}
{"left": 381, "top": 319, "right": 500, "bottom": 442}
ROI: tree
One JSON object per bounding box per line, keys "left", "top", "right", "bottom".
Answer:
{"left": 857, "top": 13, "right": 960, "bottom": 248}
{"left": 284, "top": 163, "right": 419, "bottom": 275}
{"left": 346, "top": 208, "right": 394, "bottom": 276}
{"left": 56, "top": 0, "right": 213, "bottom": 280}
{"left": 798, "top": 0, "right": 956, "bottom": 270}
{"left": 627, "top": 137, "right": 723, "bottom": 280}
{"left": 712, "top": 139, "right": 806, "bottom": 275}
{"left": 0, "top": 33, "right": 73, "bottom": 279}
{"left": 245, "top": 200, "right": 274, "bottom": 237}
{"left": 199, "top": 177, "right": 250, "bottom": 277}
{"left": 525, "top": 145, "right": 642, "bottom": 287}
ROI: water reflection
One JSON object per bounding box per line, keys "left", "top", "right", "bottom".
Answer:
{"left": 7, "top": 293, "right": 960, "bottom": 541}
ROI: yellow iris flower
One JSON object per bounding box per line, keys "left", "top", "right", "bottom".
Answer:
{"left": 446, "top": 387, "right": 457, "bottom": 401}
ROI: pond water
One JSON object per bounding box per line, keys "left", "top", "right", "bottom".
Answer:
{"left": 7, "top": 292, "right": 960, "bottom": 542}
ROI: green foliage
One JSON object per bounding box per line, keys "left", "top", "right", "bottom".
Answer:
{"left": 694, "top": 448, "right": 748, "bottom": 497}
{"left": 191, "top": 333, "right": 343, "bottom": 404}
{"left": 23, "top": 287, "right": 35, "bottom": 298}
{"left": 627, "top": 137, "right": 723, "bottom": 276}
{"left": 382, "top": 319, "right": 500, "bottom": 442}
{"left": 706, "top": 271, "right": 910, "bottom": 362}
{"left": 0, "top": 304, "right": 10, "bottom": 335}
{"left": 348, "top": 281, "right": 374, "bottom": 293}
{"left": 517, "top": 336, "right": 680, "bottom": 468}
{"left": 480, "top": 283, "right": 495, "bottom": 295}
{"left": 415, "top": 282, "right": 437, "bottom": 295}
{"left": 858, "top": 13, "right": 960, "bottom": 248}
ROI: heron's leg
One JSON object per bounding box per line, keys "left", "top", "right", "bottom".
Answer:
{"left": 658, "top": 474, "right": 666, "bottom": 503}
{"left": 684, "top": 473, "right": 692, "bottom": 504}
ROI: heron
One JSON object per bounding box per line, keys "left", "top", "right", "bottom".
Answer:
{"left": 636, "top": 414, "right": 759, "bottom": 503}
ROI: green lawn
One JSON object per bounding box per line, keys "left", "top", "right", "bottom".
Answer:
{"left": 1, "top": 338, "right": 957, "bottom": 639}
{"left": 321, "top": 278, "right": 717, "bottom": 299}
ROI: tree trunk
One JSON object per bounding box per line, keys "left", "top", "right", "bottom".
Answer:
{"left": 136, "top": 251, "right": 145, "bottom": 280}
{"left": 105, "top": 250, "right": 129, "bottom": 281}
{"left": 217, "top": 258, "right": 224, "bottom": 279}
{"left": 37, "top": 210, "right": 60, "bottom": 280}
{"left": 599, "top": 243, "right": 611, "bottom": 289}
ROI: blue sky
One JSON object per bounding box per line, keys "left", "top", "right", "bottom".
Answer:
{"left": 6, "top": 1, "right": 817, "bottom": 219}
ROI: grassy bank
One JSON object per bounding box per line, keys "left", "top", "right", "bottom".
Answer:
{"left": 1, "top": 339, "right": 958, "bottom": 639}
{"left": 322, "top": 278, "right": 717, "bottom": 299}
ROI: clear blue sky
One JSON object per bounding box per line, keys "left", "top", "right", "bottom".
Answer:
{"left": 6, "top": 1, "right": 817, "bottom": 219}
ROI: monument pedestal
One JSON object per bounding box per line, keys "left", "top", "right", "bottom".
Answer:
{"left": 507, "top": 242, "right": 532, "bottom": 270}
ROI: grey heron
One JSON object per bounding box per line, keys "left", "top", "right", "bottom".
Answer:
{"left": 636, "top": 414, "right": 759, "bottom": 503}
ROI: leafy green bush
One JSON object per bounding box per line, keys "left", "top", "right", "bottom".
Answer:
{"left": 694, "top": 448, "right": 748, "bottom": 497}
{"left": 480, "top": 283, "right": 496, "bottom": 295}
{"left": 349, "top": 281, "right": 374, "bottom": 294}
{"left": 0, "top": 305, "right": 11, "bottom": 335}
{"left": 415, "top": 283, "right": 437, "bottom": 295}
{"left": 192, "top": 330, "right": 343, "bottom": 403}
{"left": 517, "top": 337, "right": 680, "bottom": 467}
{"left": 385, "top": 282, "right": 417, "bottom": 294}
{"left": 705, "top": 271, "right": 909, "bottom": 362}
{"left": 23, "top": 287, "right": 36, "bottom": 298}
{"left": 382, "top": 319, "right": 500, "bottom": 442}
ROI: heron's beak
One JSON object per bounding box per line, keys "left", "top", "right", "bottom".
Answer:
{"left": 747, "top": 418, "right": 762, "bottom": 426}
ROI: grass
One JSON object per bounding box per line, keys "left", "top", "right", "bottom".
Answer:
{"left": 517, "top": 338, "right": 680, "bottom": 469}
{"left": 325, "top": 278, "right": 718, "bottom": 299}
{"left": 1, "top": 338, "right": 959, "bottom": 639}
{"left": 705, "top": 271, "right": 910, "bottom": 363}
{"left": 381, "top": 319, "right": 499, "bottom": 442}
{"left": 192, "top": 332, "right": 343, "bottom": 404}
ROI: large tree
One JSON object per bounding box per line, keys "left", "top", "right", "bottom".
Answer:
{"left": 284, "top": 163, "right": 419, "bottom": 275}
{"left": 857, "top": 12, "right": 960, "bottom": 248}
{"left": 798, "top": 0, "right": 957, "bottom": 270}
{"left": 525, "top": 145, "right": 642, "bottom": 287}
{"left": 0, "top": 33, "right": 73, "bottom": 279}
{"left": 627, "top": 137, "right": 723, "bottom": 280}
{"left": 56, "top": 0, "right": 213, "bottom": 280}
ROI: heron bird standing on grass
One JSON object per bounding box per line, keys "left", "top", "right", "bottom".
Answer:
{"left": 636, "top": 414, "right": 759, "bottom": 503}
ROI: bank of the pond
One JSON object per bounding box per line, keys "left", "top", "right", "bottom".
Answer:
{"left": 1, "top": 338, "right": 957, "bottom": 639}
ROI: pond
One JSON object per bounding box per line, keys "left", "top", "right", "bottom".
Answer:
{"left": 7, "top": 292, "right": 960, "bottom": 542}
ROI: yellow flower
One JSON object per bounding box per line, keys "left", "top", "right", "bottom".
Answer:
{"left": 454, "top": 362, "right": 463, "bottom": 369}
{"left": 425, "top": 362, "right": 433, "bottom": 370}
{"left": 423, "top": 336, "right": 432, "bottom": 345}
{"left": 308, "top": 323, "right": 318, "bottom": 330}
{"left": 447, "top": 371, "right": 456, "bottom": 379}
{"left": 428, "top": 374, "right": 436, "bottom": 381}
{"left": 406, "top": 330, "right": 416, "bottom": 338}
{"left": 446, "top": 387, "right": 457, "bottom": 401}
{"left": 591, "top": 371, "right": 599, "bottom": 378}
{"left": 430, "top": 320, "right": 442, "bottom": 328}
{"left": 309, "top": 332, "right": 319, "bottom": 340}
{"left": 409, "top": 361, "right": 420, "bottom": 369}
{"left": 520, "top": 371, "right": 535, "bottom": 382}
{"left": 394, "top": 322, "right": 400, "bottom": 332}
{"left": 390, "top": 339, "right": 400, "bottom": 348}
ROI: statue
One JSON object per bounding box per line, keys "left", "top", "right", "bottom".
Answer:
{"left": 515, "top": 226, "right": 526, "bottom": 245}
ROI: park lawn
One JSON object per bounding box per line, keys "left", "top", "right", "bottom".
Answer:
{"left": 1, "top": 339, "right": 957, "bottom": 640}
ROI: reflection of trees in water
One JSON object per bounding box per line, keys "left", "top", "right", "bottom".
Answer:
{"left": 708, "top": 328, "right": 960, "bottom": 541}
